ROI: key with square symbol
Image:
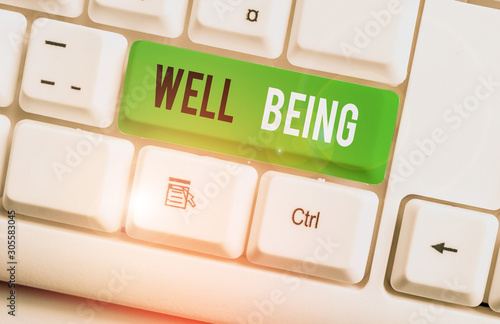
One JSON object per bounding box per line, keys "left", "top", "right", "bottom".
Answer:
{"left": 20, "top": 18, "right": 127, "bottom": 128}
{"left": 188, "top": 0, "right": 293, "bottom": 58}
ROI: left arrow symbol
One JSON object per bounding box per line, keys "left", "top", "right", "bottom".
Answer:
{"left": 431, "top": 242, "right": 458, "bottom": 254}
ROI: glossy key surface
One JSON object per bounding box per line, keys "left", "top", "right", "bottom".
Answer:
{"left": 3, "top": 120, "right": 134, "bottom": 232}
{"left": 89, "top": 0, "right": 189, "bottom": 38}
{"left": 126, "top": 146, "right": 258, "bottom": 259}
{"left": 247, "top": 171, "right": 379, "bottom": 283}
{"left": 20, "top": 18, "right": 127, "bottom": 128}
{"left": 391, "top": 199, "right": 498, "bottom": 307}
{"left": 119, "top": 41, "right": 399, "bottom": 184}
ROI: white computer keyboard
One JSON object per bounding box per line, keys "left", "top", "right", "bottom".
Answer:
{"left": 2, "top": 0, "right": 500, "bottom": 323}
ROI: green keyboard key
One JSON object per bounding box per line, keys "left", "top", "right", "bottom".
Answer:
{"left": 119, "top": 41, "right": 399, "bottom": 184}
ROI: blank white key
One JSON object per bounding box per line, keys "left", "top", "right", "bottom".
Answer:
{"left": 287, "top": 0, "right": 420, "bottom": 85}
{"left": 2, "top": 120, "right": 134, "bottom": 232}
{"left": 0, "top": 115, "right": 10, "bottom": 196}
{"left": 391, "top": 199, "right": 498, "bottom": 307}
{"left": 247, "top": 171, "right": 378, "bottom": 283}
{"left": 88, "top": 0, "right": 189, "bottom": 38}
{"left": 126, "top": 146, "right": 258, "bottom": 259}
{"left": 189, "top": 0, "right": 292, "bottom": 58}
{"left": 0, "top": 0, "right": 85, "bottom": 18}
{"left": 20, "top": 18, "right": 127, "bottom": 128}
{"left": 388, "top": 0, "right": 500, "bottom": 209}
{"left": 0, "top": 10, "right": 26, "bottom": 107}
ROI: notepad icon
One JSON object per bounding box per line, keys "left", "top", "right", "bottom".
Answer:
{"left": 165, "top": 177, "right": 196, "bottom": 209}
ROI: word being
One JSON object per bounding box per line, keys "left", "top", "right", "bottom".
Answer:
{"left": 261, "top": 87, "right": 358, "bottom": 146}
{"left": 155, "top": 65, "right": 234, "bottom": 123}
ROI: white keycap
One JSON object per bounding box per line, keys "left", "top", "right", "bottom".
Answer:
{"left": 388, "top": 0, "right": 500, "bottom": 210}
{"left": 247, "top": 171, "right": 378, "bottom": 283}
{"left": 0, "top": 10, "right": 26, "bottom": 107}
{"left": 287, "top": 0, "right": 420, "bottom": 85}
{"left": 0, "top": 115, "right": 10, "bottom": 196}
{"left": 88, "top": 0, "right": 189, "bottom": 38}
{"left": 391, "top": 199, "right": 498, "bottom": 307}
{"left": 0, "top": 0, "right": 85, "bottom": 18}
{"left": 2, "top": 120, "right": 134, "bottom": 232}
{"left": 188, "top": 0, "right": 292, "bottom": 58}
{"left": 126, "top": 146, "right": 258, "bottom": 259}
{"left": 19, "top": 18, "right": 127, "bottom": 128}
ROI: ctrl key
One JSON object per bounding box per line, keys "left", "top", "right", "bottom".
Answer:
{"left": 247, "top": 171, "right": 379, "bottom": 283}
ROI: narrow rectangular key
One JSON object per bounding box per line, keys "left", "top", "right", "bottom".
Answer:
{"left": 2, "top": 120, "right": 134, "bottom": 232}
{"left": 126, "top": 146, "right": 257, "bottom": 259}
{"left": 119, "top": 41, "right": 399, "bottom": 184}
{"left": 0, "top": 115, "right": 10, "bottom": 196}
{"left": 287, "top": 0, "right": 420, "bottom": 85}
{"left": 88, "top": 0, "right": 189, "bottom": 38}
{"left": 247, "top": 171, "right": 378, "bottom": 283}
{"left": 391, "top": 199, "right": 498, "bottom": 307}
{"left": 20, "top": 18, "right": 127, "bottom": 128}
{"left": 0, "top": 0, "right": 85, "bottom": 18}
{"left": 188, "top": 0, "right": 292, "bottom": 58}
{"left": 0, "top": 9, "right": 26, "bottom": 107}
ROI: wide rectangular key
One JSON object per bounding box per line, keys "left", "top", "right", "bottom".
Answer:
{"left": 88, "top": 0, "right": 189, "bottom": 38}
{"left": 0, "top": 0, "right": 85, "bottom": 17}
{"left": 119, "top": 41, "right": 399, "bottom": 184}
{"left": 0, "top": 9, "right": 26, "bottom": 107}
{"left": 2, "top": 120, "right": 134, "bottom": 232}
{"left": 287, "top": 0, "right": 420, "bottom": 85}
